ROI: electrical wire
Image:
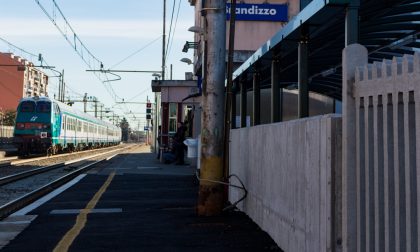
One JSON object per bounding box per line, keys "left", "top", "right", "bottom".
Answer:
{"left": 110, "top": 36, "right": 162, "bottom": 69}
{"left": 165, "top": 0, "right": 181, "bottom": 60}
{"left": 35, "top": 0, "right": 120, "bottom": 103}
{"left": 194, "top": 170, "right": 248, "bottom": 211}
{"left": 165, "top": 0, "right": 176, "bottom": 60}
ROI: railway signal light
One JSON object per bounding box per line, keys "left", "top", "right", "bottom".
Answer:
{"left": 146, "top": 102, "right": 152, "bottom": 120}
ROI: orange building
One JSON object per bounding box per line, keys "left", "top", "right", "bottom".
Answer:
{"left": 0, "top": 52, "right": 49, "bottom": 112}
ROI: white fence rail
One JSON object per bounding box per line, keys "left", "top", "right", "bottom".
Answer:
{"left": 342, "top": 44, "right": 419, "bottom": 252}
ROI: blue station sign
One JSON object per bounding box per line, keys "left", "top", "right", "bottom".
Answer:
{"left": 226, "top": 3, "right": 288, "bottom": 22}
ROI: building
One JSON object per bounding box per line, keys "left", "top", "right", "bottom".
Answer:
{"left": 188, "top": 0, "right": 299, "bottom": 76}
{"left": 0, "top": 52, "right": 49, "bottom": 111}
{"left": 151, "top": 73, "right": 201, "bottom": 152}
{"left": 150, "top": 0, "right": 299, "bottom": 155}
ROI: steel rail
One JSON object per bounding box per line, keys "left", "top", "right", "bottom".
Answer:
{"left": 0, "top": 144, "right": 137, "bottom": 219}
{"left": 0, "top": 159, "right": 106, "bottom": 219}
{"left": 0, "top": 163, "right": 64, "bottom": 186}
{"left": 0, "top": 144, "right": 134, "bottom": 187}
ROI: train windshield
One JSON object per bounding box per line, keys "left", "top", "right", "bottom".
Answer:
{"left": 19, "top": 101, "right": 36, "bottom": 112}
{"left": 36, "top": 101, "right": 51, "bottom": 113}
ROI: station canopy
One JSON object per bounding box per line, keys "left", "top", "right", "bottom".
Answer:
{"left": 232, "top": 0, "right": 420, "bottom": 100}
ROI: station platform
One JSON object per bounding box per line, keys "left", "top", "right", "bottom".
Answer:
{"left": 0, "top": 145, "right": 281, "bottom": 251}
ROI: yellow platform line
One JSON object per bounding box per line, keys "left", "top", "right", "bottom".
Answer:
{"left": 53, "top": 171, "right": 116, "bottom": 252}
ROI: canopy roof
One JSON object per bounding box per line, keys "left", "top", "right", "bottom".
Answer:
{"left": 232, "top": 0, "right": 420, "bottom": 100}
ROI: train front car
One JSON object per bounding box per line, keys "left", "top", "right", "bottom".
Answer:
{"left": 13, "top": 97, "right": 57, "bottom": 155}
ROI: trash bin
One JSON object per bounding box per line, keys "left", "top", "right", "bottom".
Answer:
{"left": 183, "top": 138, "right": 198, "bottom": 158}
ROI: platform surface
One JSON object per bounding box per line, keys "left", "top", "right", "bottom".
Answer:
{"left": 0, "top": 145, "right": 281, "bottom": 251}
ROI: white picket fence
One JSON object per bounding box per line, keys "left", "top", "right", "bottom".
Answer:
{"left": 343, "top": 44, "right": 419, "bottom": 252}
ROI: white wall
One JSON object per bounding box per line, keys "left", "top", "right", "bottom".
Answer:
{"left": 229, "top": 114, "right": 342, "bottom": 251}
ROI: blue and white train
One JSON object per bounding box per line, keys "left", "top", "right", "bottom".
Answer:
{"left": 14, "top": 96, "right": 121, "bottom": 155}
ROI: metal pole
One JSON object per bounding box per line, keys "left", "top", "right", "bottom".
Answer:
{"left": 58, "top": 73, "right": 62, "bottom": 102}
{"left": 231, "top": 82, "right": 237, "bottom": 129}
{"left": 223, "top": 0, "right": 237, "bottom": 185}
{"left": 162, "top": 0, "right": 166, "bottom": 81}
{"left": 83, "top": 93, "right": 87, "bottom": 113}
{"left": 271, "top": 58, "right": 281, "bottom": 122}
{"left": 252, "top": 70, "right": 260, "bottom": 125}
{"left": 61, "top": 70, "right": 65, "bottom": 102}
{"left": 198, "top": 0, "right": 226, "bottom": 216}
{"left": 94, "top": 99, "right": 98, "bottom": 118}
{"left": 240, "top": 79, "right": 247, "bottom": 127}
{"left": 298, "top": 26, "right": 309, "bottom": 118}
{"left": 345, "top": 0, "right": 360, "bottom": 46}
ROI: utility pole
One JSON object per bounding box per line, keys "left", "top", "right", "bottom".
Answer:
{"left": 162, "top": 0, "right": 166, "bottom": 81}
{"left": 83, "top": 93, "right": 88, "bottom": 113}
{"left": 94, "top": 98, "right": 98, "bottom": 118}
{"left": 223, "top": 0, "right": 237, "bottom": 188}
{"left": 60, "top": 70, "right": 65, "bottom": 102}
{"left": 197, "top": 0, "right": 226, "bottom": 216}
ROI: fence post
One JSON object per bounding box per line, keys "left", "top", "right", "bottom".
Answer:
{"left": 342, "top": 43, "right": 367, "bottom": 252}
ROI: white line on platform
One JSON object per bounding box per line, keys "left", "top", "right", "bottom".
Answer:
{"left": 11, "top": 174, "right": 87, "bottom": 216}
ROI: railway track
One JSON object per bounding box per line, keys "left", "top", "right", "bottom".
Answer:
{"left": 0, "top": 144, "right": 132, "bottom": 177}
{"left": 0, "top": 144, "right": 137, "bottom": 219}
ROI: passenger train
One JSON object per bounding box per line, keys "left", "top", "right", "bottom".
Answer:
{"left": 13, "top": 96, "right": 121, "bottom": 155}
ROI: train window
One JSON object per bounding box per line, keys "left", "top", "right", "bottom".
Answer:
{"left": 36, "top": 101, "right": 51, "bottom": 113}
{"left": 20, "top": 101, "right": 36, "bottom": 112}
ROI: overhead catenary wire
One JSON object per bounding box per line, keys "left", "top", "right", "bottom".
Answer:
{"left": 34, "top": 0, "right": 120, "bottom": 103}
{"left": 165, "top": 0, "right": 182, "bottom": 64}
{"left": 0, "top": 35, "right": 126, "bottom": 120}
{"left": 165, "top": 0, "right": 176, "bottom": 61}
{"left": 110, "top": 36, "right": 162, "bottom": 69}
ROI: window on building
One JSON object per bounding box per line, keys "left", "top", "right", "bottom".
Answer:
{"left": 168, "top": 103, "right": 177, "bottom": 133}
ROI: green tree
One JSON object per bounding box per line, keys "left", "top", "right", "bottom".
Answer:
{"left": 2, "top": 110, "right": 16, "bottom": 126}
{"left": 119, "top": 117, "right": 129, "bottom": 142}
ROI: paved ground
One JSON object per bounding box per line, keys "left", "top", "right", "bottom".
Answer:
{"left": 0, "top": 145, "right": 281, "bottom": 251}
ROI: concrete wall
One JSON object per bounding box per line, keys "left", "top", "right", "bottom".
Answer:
{"left": 229, "top": 114, "right": 342, "bottom": 251}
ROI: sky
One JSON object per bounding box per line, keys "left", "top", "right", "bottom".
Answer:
{"left": 0, "top": 0, "right": 195, "bottom": 129}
